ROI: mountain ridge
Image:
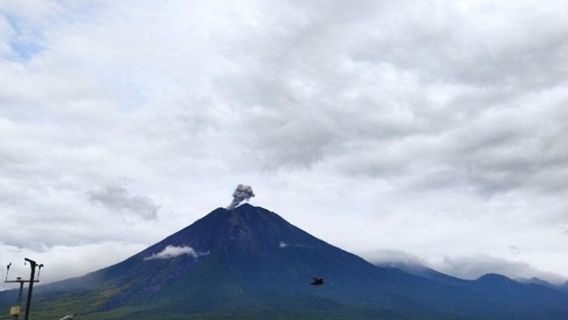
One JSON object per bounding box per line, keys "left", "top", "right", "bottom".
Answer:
{"left": 1, "top": 204, "right": 568, "bottom": 319}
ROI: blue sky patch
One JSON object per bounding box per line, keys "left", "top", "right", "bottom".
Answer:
{"left": 3, "top": 13, "right": 45, "bottom": 61}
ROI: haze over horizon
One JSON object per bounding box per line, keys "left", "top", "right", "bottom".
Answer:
{"left": 2, "top": 0, "right": 568, "bottom": 290}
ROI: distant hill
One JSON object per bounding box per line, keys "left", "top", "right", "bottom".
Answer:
{"left": 2, "top": 204, "right": 568, "bottom": 319}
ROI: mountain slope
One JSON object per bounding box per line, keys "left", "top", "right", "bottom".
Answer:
{"left": 2, "top": 204, "right": 568, "bottom": 319}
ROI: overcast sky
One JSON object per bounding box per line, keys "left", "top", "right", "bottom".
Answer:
{"left": 2, "top": 0, "right": 568, "bottom": 290}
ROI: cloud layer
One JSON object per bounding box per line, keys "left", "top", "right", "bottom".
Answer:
{"left": 144, "top": 245, "right": 207, "bottom": 261}
{"left": 88, "top": 184, "right": 159, "bottom": 220}
{"left": 2, "top": 0, "right": 568, "bottom": 288}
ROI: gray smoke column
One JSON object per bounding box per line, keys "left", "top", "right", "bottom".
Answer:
{"left": 227, "top": 184, "right": 255, "bottom": 210}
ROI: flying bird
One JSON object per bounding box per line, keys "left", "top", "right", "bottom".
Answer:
{"left": 310, "top": 277, "right": 324, "bottom": 286}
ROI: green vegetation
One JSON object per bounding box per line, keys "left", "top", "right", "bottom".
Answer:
{"left": 0, "top": 286, "right": 119, "bottom": 320}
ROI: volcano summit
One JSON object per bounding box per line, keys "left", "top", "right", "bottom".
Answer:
{"left": 1, "top": 204, "right": 568, "bottom": 319}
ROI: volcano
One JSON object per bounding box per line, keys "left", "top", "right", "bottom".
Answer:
{"left": 2, "top": 204, "right": 568, "bottom": 319}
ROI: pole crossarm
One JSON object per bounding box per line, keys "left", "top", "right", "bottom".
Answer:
{"left": 4, "top": 258, "right": 43, "bottom": 320}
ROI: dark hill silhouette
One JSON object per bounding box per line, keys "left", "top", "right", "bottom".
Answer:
{"left": 1, "top": 204, "right": 568, "bottom": 319}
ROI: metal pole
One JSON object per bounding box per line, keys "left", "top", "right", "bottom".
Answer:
{"left": 17, "top": 278, "right": 24, "bottom": 309}
{"left": 12, "top": 279, "right": 24, "bottom": 320}
{"left": 23, "top": 258, "right": 37, "bottom": 320}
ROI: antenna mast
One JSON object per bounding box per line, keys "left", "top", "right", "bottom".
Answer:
{"left": 3, "top": 258, "right": 43, "bottom": 320}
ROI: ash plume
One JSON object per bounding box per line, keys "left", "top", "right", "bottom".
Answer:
{"left": 227, "top": 184, "right": 255, "bottom": 210}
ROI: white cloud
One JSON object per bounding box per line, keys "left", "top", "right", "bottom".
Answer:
{"left": 88, "top": 184, "right": 159, "bottom": 220}
{"left": 2, "top": 0, "right": 568, "bottom": 287}
{"left": 361, "top": 249, "right": 566, "bottom": 285}
{"left": 434, "top": 254, "right": 567, "bottom": 285}
{"left": 363, "top": 249, "right": 427, "bottom": 268}
{"left": 144, "top": 245, "right": 207, "bottom": 261}
{"left": 0, "top": 241, "right": 144, "bottom": 291}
